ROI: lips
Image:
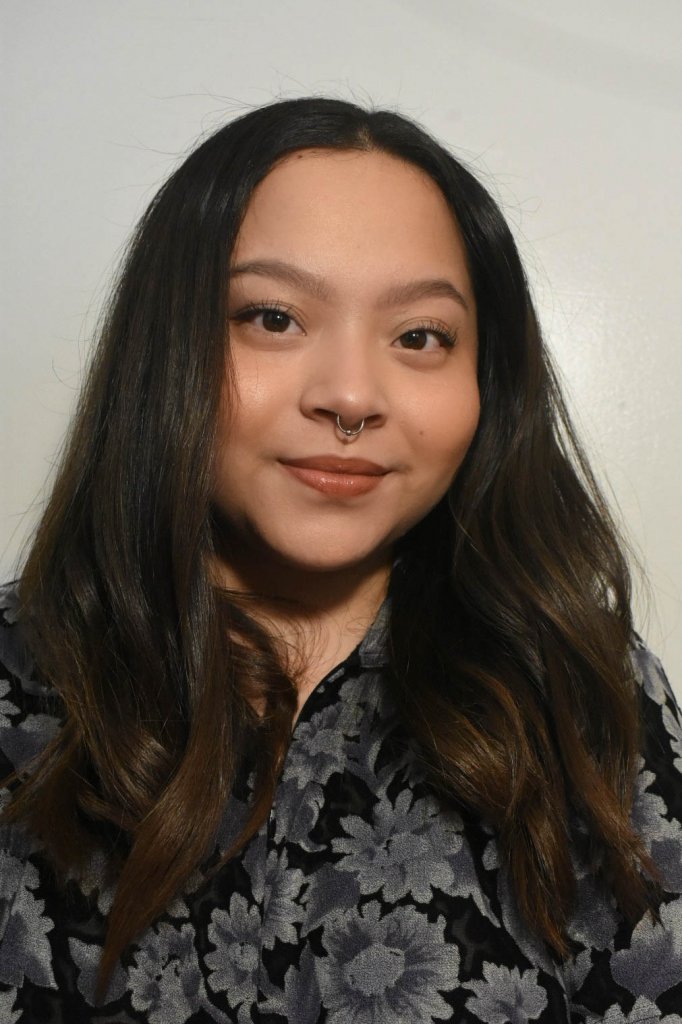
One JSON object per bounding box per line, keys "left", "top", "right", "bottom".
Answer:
{"left": 279, "top": 455, "right": 389, "bottom": 497}
{"left": 281, "top": 455, "right": 388, "bottom": 475}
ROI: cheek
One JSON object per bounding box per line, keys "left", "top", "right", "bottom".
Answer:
{"left": 211, "top": 437, "right": 236, "bottom": 518}
{"left": 453, "top": 389, "right": 481, "bottom": 457}
{"left": 216, "top": 355, "right": 282, "bottom": 449}
{"left": 211, "top": 395, "right": 249, "bottom": 514}
{"left": 210, "top": 360, "right": 291, "bottom": 514}
{"left": 227, "top": 349, "right": 298, "bottom": 436}
{"left": 415, "top": 383, "right": 481, "bottom": 482}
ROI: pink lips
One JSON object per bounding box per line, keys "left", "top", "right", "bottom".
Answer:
{"left": 280, "top": 455, "right": 389, "bottom": 497}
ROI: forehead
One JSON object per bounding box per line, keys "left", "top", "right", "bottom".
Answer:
{"left": 232, "top": 149, "right": 471, "bottom": 296}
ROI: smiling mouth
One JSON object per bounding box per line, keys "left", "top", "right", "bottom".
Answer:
{"left": 280, "top": 456, "right": 389, "bottom": 497}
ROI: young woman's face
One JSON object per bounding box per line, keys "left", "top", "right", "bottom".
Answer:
{"left": 213, "top": 148, "right": 480, "bottom": 578}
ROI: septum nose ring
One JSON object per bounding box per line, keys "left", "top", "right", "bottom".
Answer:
{"left": 335, "top": 414, "right": 365, "bottom": 437}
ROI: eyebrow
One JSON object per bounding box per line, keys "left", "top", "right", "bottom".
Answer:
{"left": 229, "top": 258, "right": 470, "bottom": 312}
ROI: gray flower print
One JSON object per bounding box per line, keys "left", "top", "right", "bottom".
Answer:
{"left": 283, "top": 703, "right": 353, "bottom": 791}
{"left": 241, "top": 825, "right": 269, "bottom": 903}
{"left": 0, "top": 584, "right": 21, "bottom": 624}
{"left": 300, "top": 861, "right": 362, "bottom": 937}
{"left": 205, "top": 892, "right": 260, "bottom": 1023}
{"left": 465, "top": 963, "right": 548, "bottom": 1024}
{"left": 64, "top": 848, "right": 116, "bottom": 916}
{"left": 593, "top": 995, "right": 682, "bottom": 1022}
{"left": 0, "top": 618, "right": 35, "bottom": 684}
{"left": 215, "top": 792, "right": 253, "bottom": 858}
{"left": 337, "top": 674, "right": 390, "bottom": 729}
{"left": 0, "top": 713, "right": 60, "bottom": 773}
{"left": 631, "top": 766, "right": 676, "bottom": 845}
{"left": 0, "top": 679, "right": 18, "bottom": 727}
{"left": 128, "top": 921, "right": 205, "bottom": 1024}
{"left": 262, "top": 847, "right": 306, "bottom": 949}
{"left": 333, "top": 788, "right": 489, "bottom": 912}
{"left": 662, "top": 705, "right": 682, "bottom": 773}
{"left": 69, "top": 936, "right": 128, "bottom": 1004}
{"left": 0, "top": 986, "right": 20, "bottom": 1023}
{"left": 567, "top": 859, "right": 620, "bottom": 951}
{"left": 318, "top": 900, "right": 456, "bottom": 1023}
{"left": 259, "top": 944, "right": 322, "bottom": 1024}
{"left": 271, "top": 774, "right": 326, "bottom": 849}
{"left": 0, "top": 853, "right": 55, "bottom": 989}
{"left": 561, "top": 948, "right": 594, "bottom": 1000}
{"left": 634, "top": 648, "right": 669, "bottom": 707}
{"left": 610, "top": 897, "right": 682, "bottom": 1000}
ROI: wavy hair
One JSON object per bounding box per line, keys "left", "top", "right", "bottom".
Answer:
{"left": 3, "top": 96, "right": 658, "bottom": 994}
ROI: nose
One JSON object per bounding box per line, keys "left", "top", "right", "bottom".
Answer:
{"left": 299, "top": 328, "right": 389, "bottom": 434}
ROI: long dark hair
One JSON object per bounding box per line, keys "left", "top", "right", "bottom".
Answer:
{"left": 3, "top": 97, "right": 658, "bottom": 994}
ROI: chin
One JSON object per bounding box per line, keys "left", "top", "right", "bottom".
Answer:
{"left": 266, "top": 534, "right": 394, "bottom": 576}
{"left": 277, "top": 550, "right": 382, "bottom": 575}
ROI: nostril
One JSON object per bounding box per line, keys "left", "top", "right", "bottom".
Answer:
{"left": 335, "top": 415, "right": 365, "bottom": 437}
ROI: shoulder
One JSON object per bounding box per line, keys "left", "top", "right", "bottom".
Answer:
{"left": 626, "top": 638, "right": 682, "bottom": 886}
{"left": 631, "top": 635, "right": 681, "bottom": 720}
{"left": 562, "top": 641, "right": 682, "bottom": 1016}
{"left": 0, "top": 582, "right": 63, "bottom": 785}
{"left": 630, "top": 639, "right": 682, "bottom": 817}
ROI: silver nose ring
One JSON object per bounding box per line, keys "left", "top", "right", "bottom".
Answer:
{"left": 335, "top": 414, "right": 365, "bottom": 437}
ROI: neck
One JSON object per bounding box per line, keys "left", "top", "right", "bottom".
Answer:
{"left": 211, "top": 541, "right": 392, "bottom": 704}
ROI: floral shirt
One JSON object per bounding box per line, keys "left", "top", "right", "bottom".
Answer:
{"left": 1, "top": 583, "right": 681, "bottom": 1024}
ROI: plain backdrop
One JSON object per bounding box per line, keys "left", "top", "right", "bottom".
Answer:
{"left": 1, "top": 0, "right": 680, "bottom": 697}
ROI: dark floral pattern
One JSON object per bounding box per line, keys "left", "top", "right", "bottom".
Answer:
{"left": 1, "top": 582, "right": 681, "bottom": 1022}
{"left": 464, "top": 964, "right": 548, "bottom": 1024}
{"left": 316, "top": 901, "right": 456, "bottom": 1023}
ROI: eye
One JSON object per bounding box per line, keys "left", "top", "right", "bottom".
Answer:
{"left": 395, "top": 323, "right": 457, "bottom": 352}
{"left": 259, "top": 309, "right": 294, "bottom": 333}
{"left": 232, "top": 303, "right": 301, "bottom": 335}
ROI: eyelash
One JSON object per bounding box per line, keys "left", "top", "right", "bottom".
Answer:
{"left": 231, "top": 302, "right": 457, "bottom": 350}
{"left": 404, "top": 320, "right": 458, "bottom": 350}
{"left": 232, "top": 300, "right": 298, "bottom": 325}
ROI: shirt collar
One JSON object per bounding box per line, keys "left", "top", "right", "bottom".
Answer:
{"left": 358, "top": 595, "right": 391, "bottom": 669}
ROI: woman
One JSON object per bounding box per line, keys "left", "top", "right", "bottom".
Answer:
{"left": 1, "top": 97, "right": 680, "bottom": 1023}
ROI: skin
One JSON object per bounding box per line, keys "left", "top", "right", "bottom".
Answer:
{"left": 212, "top": 148, "right": 480, "bottom": 706}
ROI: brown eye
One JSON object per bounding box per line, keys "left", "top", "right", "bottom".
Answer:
{"left": 401, "top": 329, "right": 432, "bottom": 350}
{"left": 395, "top": 325, "right": 456, "bottom": 352}
{"left": 232, "top": 304, "right": 301, "bottom": 335}
{"left": 261, "top": 309, "right": 292, "bottom": 333}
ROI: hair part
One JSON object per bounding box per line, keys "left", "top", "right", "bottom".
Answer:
{"left": 3, "top": 95, "right": 658, "bottom": 997}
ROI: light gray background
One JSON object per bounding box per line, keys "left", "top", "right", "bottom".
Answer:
{"left": 2, "top": 1, "right": 680, "bottom": 697}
